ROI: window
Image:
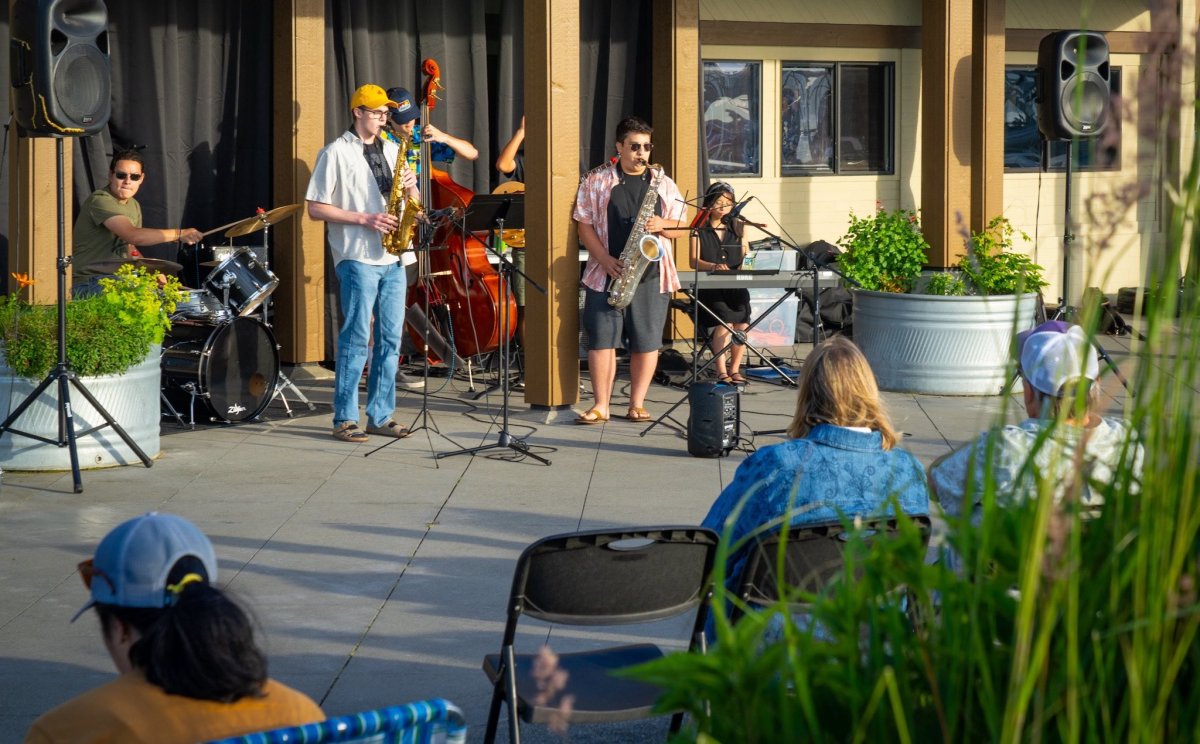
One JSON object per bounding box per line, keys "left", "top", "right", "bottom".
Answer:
{"left": 1004, "top": 66, "right": 1122, "bottom": 171}
{"left": 703, "top": 61, "right": 760, "bottom": 177}
{"left": 781, "top": 62, "right": 894, "bottom": 175}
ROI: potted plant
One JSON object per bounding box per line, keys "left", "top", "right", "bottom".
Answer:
{"left": 0, "top": 265, "right": 184, "bottom": 470}
{"left": 838, "top": 209, "right": 1045, "bottom": 394}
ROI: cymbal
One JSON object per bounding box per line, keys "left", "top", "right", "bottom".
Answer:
{"left": 224, "top": 204, "right": 303, "bottom": 238}
{"left": 87, "top": 256, "right": 184, "bottom": 275}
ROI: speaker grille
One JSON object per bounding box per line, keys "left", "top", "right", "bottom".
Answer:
{"left": 52, "top": 44, "right": 107, "bottom": 125}
{"left": 1059, "top": 73, "right": 1109, "bottom": 132}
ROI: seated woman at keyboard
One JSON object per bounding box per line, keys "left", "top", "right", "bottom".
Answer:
{"left": 689, "top": 181, "right": 752, "bottom": 385}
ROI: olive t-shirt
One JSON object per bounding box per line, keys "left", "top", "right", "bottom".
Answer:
{"left": 72, "top": 188, "right": 141, "bottom": 281}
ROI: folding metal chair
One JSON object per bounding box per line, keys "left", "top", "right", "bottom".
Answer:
{"left": 481, "top": 526, "right": 720, "bottom": 744}
{"left": 205, "top": 698, "right": 466, "bottom": 744}
{"left": 729, "top": 515, "right": 932, "bottom": 625}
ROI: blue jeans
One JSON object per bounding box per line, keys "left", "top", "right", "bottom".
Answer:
{"left": 334, "top": 260, "right": 406, "bottom": 428}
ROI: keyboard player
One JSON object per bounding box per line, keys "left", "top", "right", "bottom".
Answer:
{"left": 689, "top": 182, "right": 752, "bottom": 385}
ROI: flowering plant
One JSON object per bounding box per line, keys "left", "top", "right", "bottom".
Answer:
{"left": 0, "top": 265, "right": 183, "bottom": 379}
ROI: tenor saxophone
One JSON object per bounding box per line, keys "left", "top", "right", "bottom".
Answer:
{"left": 382, "top": 136, "right": 421, "bottom": 255}
{"left": 607, "top": 165, "right": 665, "bottom": 309}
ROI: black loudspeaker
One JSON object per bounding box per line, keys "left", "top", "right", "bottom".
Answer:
{"left": 1036, "top": 30, "right": 1110, "bottom": 141}
{"left": 687, "top": 382, "right": 739, "bottom": 458}
{"left": 10, "top": 0, "right": 111, "bottom": 136}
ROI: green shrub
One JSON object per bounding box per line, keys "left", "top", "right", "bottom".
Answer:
{"left": 958, "top": 216, "right": 1048, "bottom": 296}
{"left": 836, "top": 206, "right": 930, "bottom": 293}
{"left": 925, "top": 271, "right": 967, "bottom": 296}
{"left": 0, "top": 265, "right": 183, "bottom": 379}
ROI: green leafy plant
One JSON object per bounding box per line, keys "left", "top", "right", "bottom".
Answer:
{"left": 835, "top": 205, "right": 930, "bottom": 293}
{"left": 925, "top": 271, "right": 967, "bottom": 296}
{"left": 0, "top": 265, "right": 183, "bottom": 379}
{"left": 957, "top": 216, "right": 1048, "bottom": 296}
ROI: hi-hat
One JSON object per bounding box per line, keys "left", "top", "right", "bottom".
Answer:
{"left": 87, "top": 256, "right": 184, "bottom": 275}
{"left": 224, "top": 204, "right": 303, "bottom": 238}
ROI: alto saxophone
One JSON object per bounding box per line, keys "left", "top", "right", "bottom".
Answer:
{"left": 382, "top": 136, "right": 421, "bottom": 255}
{"left": 607, "top": 165, "right": 665, "bottom": 309}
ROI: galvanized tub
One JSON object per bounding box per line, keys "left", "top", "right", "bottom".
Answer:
{"left": 853, "top": 290, "right": 1037, "bottom": 395}
{"left": 0, "top": 346, "right": 161, "bottom": 470}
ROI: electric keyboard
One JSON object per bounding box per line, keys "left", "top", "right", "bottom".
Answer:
{"left": 677, "top": 269, "right": 840, "bottom": 290}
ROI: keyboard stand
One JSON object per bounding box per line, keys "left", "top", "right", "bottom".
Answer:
{"left": 641, "top": 272, "right": 803, "bottom": 438}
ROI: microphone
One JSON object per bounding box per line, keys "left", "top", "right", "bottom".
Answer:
{"left": 425, "top": 206, "right": 460, "bottom": 222}
{"left": 723, "top": 197, "right": 767, "bottom": 229}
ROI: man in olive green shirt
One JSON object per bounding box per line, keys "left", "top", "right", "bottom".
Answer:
{"left": 71, "top": 149, "right": 203, "bottom": 297}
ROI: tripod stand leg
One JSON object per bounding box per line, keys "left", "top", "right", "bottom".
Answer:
{"left": 160, "top": 391, "right": 190, "bottom": 429}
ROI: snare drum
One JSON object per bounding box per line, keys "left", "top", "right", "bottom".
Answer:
{"left": 161, "top": 316, "right": 279, "bottom": 423}
{"left": 203, "top": 247, "right": 279, "bottom": 316}
{"left": 172, "top": 288, "right": 232, "bottom": 324}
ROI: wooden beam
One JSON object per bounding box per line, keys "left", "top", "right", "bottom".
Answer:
{"left": 921, "top": 0, "right": 975, "bottom": 267}
{"left": 971, "top": 0, "right": 1005, "bottom": 241}
{"left": 700, "top": 21, "right": 921, "bottom": 49}
{"left": 522, "top": 0, "right": 580, "bottom": 408}
{"left": 271, "top": 0, "right": 326, "bottom": 364}
{"left": 7, "top": 134, "right": 67, "bottom": 306}
{"left": 1007, "top": 29, "right": 1166, "bottom": 54}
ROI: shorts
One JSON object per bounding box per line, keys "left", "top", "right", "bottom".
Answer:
{"left": 582, "top": 268, "right": 668, "bottom": 353}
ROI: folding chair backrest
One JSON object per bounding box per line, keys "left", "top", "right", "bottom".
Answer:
{"left": 735, "top": 516, "right": 931, "bottom": 613}
{"left": 512, "top": 526, "right": 720, "bottom": 626}
{"left": 206, "top": 698, "right": 467, "bottom": 744}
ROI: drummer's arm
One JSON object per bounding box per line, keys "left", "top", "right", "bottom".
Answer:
{"left": 306, "top": 200, "right": 398, "bottom": 233}
{"left": 102, "top": 215, "right": 201, "bottom": 246}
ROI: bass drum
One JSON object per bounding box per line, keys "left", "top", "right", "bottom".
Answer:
{"left": 161, "top": 317, "right": 279, "bottom": 423}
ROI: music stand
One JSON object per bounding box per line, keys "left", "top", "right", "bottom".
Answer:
{"left": 0, "top": 139, "right": 153, "bottom": 492}
{"left": 437, "top": 192, "right": 550, "bottom": 465}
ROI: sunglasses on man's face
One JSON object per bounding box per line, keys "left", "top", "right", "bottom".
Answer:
{"left": 77, "top": 558, "right": 116, "bottom": 593}
{"left": 625, "top": 142, "right": 653, "bottom": 153}
{"left": 113, "top": 171, "right": 142, "bottom": 182}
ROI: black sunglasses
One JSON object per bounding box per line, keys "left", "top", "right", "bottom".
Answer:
{"left": 113, "top": 171, "right": 142, "bottom": 182}
{"left": 626, "top": 143, "right": 653, "bottom": 152}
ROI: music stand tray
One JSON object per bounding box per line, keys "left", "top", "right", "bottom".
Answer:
{"left": 463, "top": 193, "right": 524, "bottom": 232}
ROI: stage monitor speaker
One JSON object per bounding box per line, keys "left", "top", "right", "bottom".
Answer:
{"left": 10, "top": 0, "right": 111, "bottom": 137}
{"left": 687, "top": 382, "right": 739, "bottom": 458}
{"left": 1036, "top": 30, "right": 1110, "bottom": 141}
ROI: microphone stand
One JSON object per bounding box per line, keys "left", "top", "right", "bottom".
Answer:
{"left": 0, "top": 138, "right": 152, "bottom": 492}
{"left": 438, "top": 193, "right": 550, "bottom": 465}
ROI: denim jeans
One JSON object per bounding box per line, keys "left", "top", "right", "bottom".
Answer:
{"left": 334, "top": 260, "right": 406, "bottom": 428}
{"left": 72, "top": 275, "right": 113, "bottom": 299}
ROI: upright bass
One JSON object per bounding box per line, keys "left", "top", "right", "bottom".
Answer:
{"left": 405, "top": 58, "right": 516, "bottom": 361}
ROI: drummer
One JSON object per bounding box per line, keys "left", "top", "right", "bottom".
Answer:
{"left": 72, "top": 148, "right": 203, "bottom": 298}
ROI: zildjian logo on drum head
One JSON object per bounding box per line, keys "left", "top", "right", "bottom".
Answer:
{"left": 227, "top": 403, "right": 247, "bottom": 416}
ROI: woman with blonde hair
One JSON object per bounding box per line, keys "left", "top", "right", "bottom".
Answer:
{"left": 702, "top": 336, "right": 928, "bottom": 577}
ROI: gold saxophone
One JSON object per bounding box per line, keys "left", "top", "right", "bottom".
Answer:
{"left": 382, "top": 135, "right": 421, "bottom": 255}
{"left": 607, "top": 165, "right": 665, "bottom": 308}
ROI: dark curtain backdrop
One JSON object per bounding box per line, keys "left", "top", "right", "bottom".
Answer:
{"left": 0, "top": 0, "right": 653, "bottom": 358}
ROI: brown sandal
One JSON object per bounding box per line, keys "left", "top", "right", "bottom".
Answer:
{"left": 575, "top": 408, "right": 609, "bottom": 425}
{"left": 625, "top": 407, "right": 651, "bottom": 422}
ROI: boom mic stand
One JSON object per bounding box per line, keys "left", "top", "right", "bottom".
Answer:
{"left": 0, "top": 138, "right": 152, "bottom": 492}
{"left": 438, "top": 193, "right": 550, "bottom": 465}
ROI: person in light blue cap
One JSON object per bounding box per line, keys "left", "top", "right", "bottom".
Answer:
{"left": 26, "top": 513, "right": 324, "bottom": 744}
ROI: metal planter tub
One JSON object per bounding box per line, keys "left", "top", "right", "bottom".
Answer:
{"left": 853, "top": 290, "right": 1037, "bottom": 395}
{"left": 0, "top": 346, "right": 161, "bottom": 470}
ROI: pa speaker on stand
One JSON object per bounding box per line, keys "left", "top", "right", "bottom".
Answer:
{"left": 1036, "top": 30, "right": 1110, "bottom": 141}
{"left": 11, "top": 0, "right": 111, "bottom": 136}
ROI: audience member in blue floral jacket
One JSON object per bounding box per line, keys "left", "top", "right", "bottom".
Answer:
{"left": 702, "top": 337, "right": 930, "bottom": 584}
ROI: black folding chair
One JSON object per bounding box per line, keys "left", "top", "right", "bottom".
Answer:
{"left": 729, "top": 515, "right": 932, "bottom": 625}
{"left": 481, "top": 526, "right": 720, "bottom": 744}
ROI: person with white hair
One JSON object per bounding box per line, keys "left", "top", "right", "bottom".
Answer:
{"left": 929, "top": 320, "right": 1143, "bottom": 520}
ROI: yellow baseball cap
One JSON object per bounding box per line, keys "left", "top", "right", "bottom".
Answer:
{"left": 349, "top": 84, "right": 399, "bottom": 112}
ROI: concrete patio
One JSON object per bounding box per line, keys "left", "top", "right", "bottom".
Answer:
{"left": 0, "top": 332, "right": 1138, "bottom": 743}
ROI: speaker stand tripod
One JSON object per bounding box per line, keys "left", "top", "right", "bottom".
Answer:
{"left": 0, "top": 138, "right": 152, "bottom": 492}
{"left": 438, "top": 195, "right": 550, "bottom": 465}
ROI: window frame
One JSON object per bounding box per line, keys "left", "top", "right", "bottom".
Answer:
{"left": 780, "top": 60, "right": 895, "bottom": 177}
{"left": 1003, "top": 64, "right": 1122, "bottom": 173}
{"left": 702, "top": 59, "right": 763, "bottom": 178}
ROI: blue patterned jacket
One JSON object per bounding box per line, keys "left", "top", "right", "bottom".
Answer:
{"left": 701, "top": 423, "right": 930, "bottom": 583}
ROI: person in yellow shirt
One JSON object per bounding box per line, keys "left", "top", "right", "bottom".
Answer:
{"left": 25, "top": 512, "right": 324, "bottom": 744}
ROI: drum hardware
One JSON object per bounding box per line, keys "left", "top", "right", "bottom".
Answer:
{"left": 252, "top": 213, "right": 315, "bottom": 415}
{"left": 88, "top": 256, "right": 184, "bottom": 275}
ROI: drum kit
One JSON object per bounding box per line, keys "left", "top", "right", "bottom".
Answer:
{"left": 158, "top": 204, "right": 310, "bottom": 426}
